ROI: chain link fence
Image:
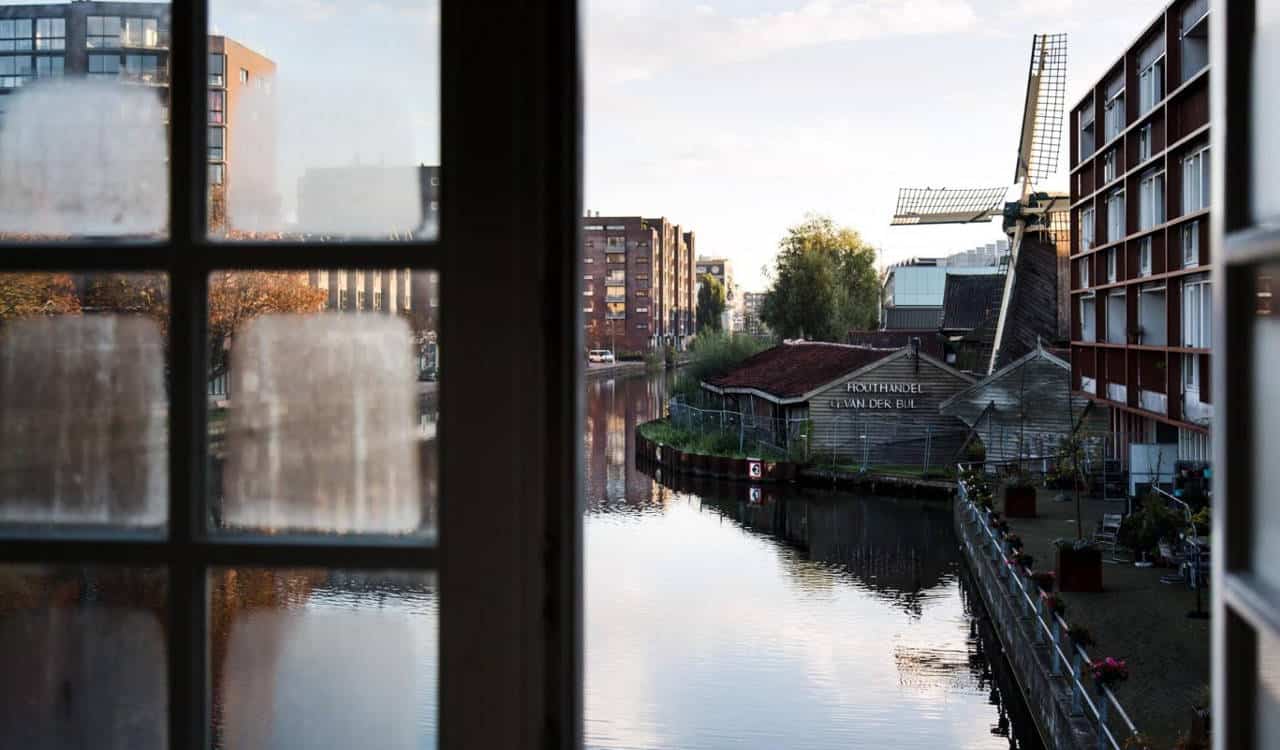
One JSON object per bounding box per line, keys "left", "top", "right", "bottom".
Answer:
{"left": 668, "top": 401, "right": 809, "bottom": 461}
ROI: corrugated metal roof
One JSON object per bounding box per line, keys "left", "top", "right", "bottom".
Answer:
{"left": 882, "top": 306, "right": 942, "bottom": 330}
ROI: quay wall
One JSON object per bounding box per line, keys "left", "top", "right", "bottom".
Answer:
{"left": 954, "top": 499, "right": 1104, "bottom": 750}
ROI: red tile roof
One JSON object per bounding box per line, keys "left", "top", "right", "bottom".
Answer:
{"left": 704, "top": 342, "right": 899, "bottom": 400}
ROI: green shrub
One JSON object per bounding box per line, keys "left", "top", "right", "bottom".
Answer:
{"left": 672, "top": 331, "right": 770, "bottom": 404}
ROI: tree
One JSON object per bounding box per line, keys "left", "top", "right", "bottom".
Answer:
{"left": 760, "top": 214, "right": 880, "bottom": 341}
{"left": 76, "top": 271, "right": 328, "bottom": 380}
{"left": 0, "top": 273, "right": 81, "bottom": 327}
{"left": 696, "top": 272, "right": 726, "bottom": 333}
{"left": 207, "top": 272, "right": 328, "bottom": 378}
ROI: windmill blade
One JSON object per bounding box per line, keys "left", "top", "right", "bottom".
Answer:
{"left": 987, "top": 225, "right": 1024, "bottom": 375}
{"left": 1013, "top": 33, "right": 1068, "bottom": 192}
{"left": 891, "top": 186, "right": 1007, "bottom": 226}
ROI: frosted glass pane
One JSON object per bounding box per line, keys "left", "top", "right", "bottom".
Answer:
{"left": 207, "top": 2, "right": 439, "bottom": 240}
{"left": 211, "top": 569, "right": 437, "bottom": 750}
{"left": 210, "top": 272, "right": 438, "bottom": 536}
{"left": 0, "top": 81, "right": 167, "bottom": 238}
{"left": 0, "top": 566, "right": 167, "bottom": 750}
{"left": 0, "top": 308, "right": 167, "bottom": 527}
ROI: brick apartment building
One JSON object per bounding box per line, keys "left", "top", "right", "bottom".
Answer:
{"left": 742, "top": 291, "right": 768, "bottom": 337}
{"left": 1069, "top": 0, "right": 1211, "bottom": 464}
{"left": 0, "top": 2, "right": 274, "bottom": 232}
{"left": 582, "top": 215, "right": 696, "bottom": 353}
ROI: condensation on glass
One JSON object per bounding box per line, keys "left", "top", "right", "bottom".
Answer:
{"left": 0, "top": 290, "right": 168, "bottom": 526}
{"left": 0, "top": 80, "right": 167, "bottom": 238}
{"left": 0, "top": 565, "right": 167, "bottom": 749}
{"left": 209, "top": 270, "right": 437, "bottom": 534}
{"left": 210, "top": 568, "right": 437, "bottom": 749}
{"left": 207, "top": 1, "right": 439, "bottom": 240}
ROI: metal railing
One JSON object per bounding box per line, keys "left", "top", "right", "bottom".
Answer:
{"left": 956, "top": 464, "right": 1141, "bottom": 750}
{"left": 668, "top": 400, "right": 809, "bottom": 460}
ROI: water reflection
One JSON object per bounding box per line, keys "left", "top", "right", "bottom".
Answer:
{"left": 587, "top": 371, "right": 1042, "bottom": 750}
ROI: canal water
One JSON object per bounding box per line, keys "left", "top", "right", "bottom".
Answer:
{"left": 210, "top": 370, "right": 1041, "bottom": 749}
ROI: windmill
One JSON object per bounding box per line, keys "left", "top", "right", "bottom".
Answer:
{"left": 891, "top": 33, "right": 1069, "bottom": 374}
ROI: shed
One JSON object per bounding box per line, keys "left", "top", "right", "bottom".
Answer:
{"left": 939, "top": 345, "right": 1109, "bottom": 464}
{"left": 702, "top": 341, "right": 975, "bottom": 466}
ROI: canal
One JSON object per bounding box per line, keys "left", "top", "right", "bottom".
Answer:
{"left": 207, "top": 370, "right": 1040, "bottom": 749}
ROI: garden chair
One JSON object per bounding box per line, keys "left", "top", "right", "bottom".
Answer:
{"left": 1093, "top": 513, "right": 1125, "bottom": 562}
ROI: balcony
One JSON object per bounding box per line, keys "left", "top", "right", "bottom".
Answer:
{"left": 1081, "top": 376, "right": 1097, "bottom": 395}
{"left": 1184, "top": 393, "right": 1213, "bottom": 425}
{"left": 1139, "top": 389, "right": 1168, "bottom": 415}
{"left": 1106, "top": 382, "right": 1127, "bottom": 403}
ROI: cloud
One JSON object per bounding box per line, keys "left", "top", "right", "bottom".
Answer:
{"left": 587, "top": 0, "right": 978, "bottom": 86}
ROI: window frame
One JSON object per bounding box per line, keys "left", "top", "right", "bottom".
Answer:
{"left": 0, "top": 3, "right": 584, "bottom": 749}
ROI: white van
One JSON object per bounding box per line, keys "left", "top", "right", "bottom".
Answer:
{"left": 587, "top": 349, "right": 615, "bottom": 363}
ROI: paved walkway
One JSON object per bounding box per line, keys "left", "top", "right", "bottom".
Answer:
{"left": 994, "top": 487, "right": 1210, "bottom": 748}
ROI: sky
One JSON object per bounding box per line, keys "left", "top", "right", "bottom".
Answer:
{"left": 1, "top": 1, "right": 1171, "bottom": 279}
{"left": 583, "top": 0, "right": 1172, "bottom": 289}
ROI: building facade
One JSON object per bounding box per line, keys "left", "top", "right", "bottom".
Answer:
{"left": 208, "top": 33, "right": 276, "bottom": 231}
{"left": 0, "top": 2, "right": 274, "bottom": 233}
{"left": 742, "top": 291, "right": 769, "bottom": 338}
{"left": 582, "top": 215, "right": 696, "bottom": 353}
{"left": 695, "top": 256, "right": 738, "bottom": 332}
{"left": 1068, "top": 0, "right": 1211, "bottom": 464}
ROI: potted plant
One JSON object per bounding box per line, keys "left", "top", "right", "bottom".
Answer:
{"left": 1055, "top": 537, "right": 1104, "bottom": 592}
{"left": 1090, "top": 657, "right": 1129, "bottom": 689}
{"left": 1067, "top": 623, "right": 1095, "bottom": 648}
{"left": 1005, "top": 533, "right": 1024, "bottom": 553}
{"left": 1003, "top": 469, "right": 1038, "bottom": 518}
{"left": 1013, "top": 551, "right": 1035, "bottom": 570}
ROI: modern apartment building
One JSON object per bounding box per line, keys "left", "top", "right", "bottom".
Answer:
{"left": 0, "top": 2, "right": 273, "bottom": 232}
{"left": 207, "top": 33, "right": 276, "bottom": 231}
{"left": 1068, "top": 0, "right": 1211, "bottom": 463}
{"left": 582, "top": 215, "right": 696, "bottom": 353}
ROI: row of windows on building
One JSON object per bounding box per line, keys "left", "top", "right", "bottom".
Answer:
{"left": 0, "top": 51, "right": 166, "bottom": 88}
{"left": 1079, "top": 145, "right": 1209, "bottom": 251}
{"left": 1078, "top": 0, "right": 1207, "bottom": 157}
{"left": 0, "top": 16, "right": 166, "bottom": 51}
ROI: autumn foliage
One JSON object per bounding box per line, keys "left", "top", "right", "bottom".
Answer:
{"left": 1, "top": 270, "right": 328, "bottom": 378}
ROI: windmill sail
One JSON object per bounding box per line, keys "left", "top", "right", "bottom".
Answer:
{"left": 1013, "top": 33, "right": 1068, "bottom": 191}
{"left": 890, "top": 186, "right": 1007, "bottom": 226}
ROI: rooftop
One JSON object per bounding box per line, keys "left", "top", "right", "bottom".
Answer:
{"left": 846, "top": 329, "right": 945, "bottom": 360}
{"left": 703, "top": 341, "right": 897, "bottom": 401}
{"left": 940, "top": 273, "right": 1005, "bottom": 332}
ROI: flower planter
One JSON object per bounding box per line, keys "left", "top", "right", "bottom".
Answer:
{"left": 1056, "top": 545, "right": 1103, "bottom": 592}
{"left": 1003, "top": 485, "right": 1038, "bottom": 518}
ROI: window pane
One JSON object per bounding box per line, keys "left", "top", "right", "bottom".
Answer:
{"left": 0, "top": 565, "right": 167, "bottom": 749}
{"left": 207, "top": 2, "right": 439, "bottom": 240}
{"left": 0, "top": 272, "right": 168, "bottom": 528}
{"left": 210, "top": 568, "right": 437, "bottom": 749}
{"left": 207, "top": 270, "right": 438, "bottom": 536}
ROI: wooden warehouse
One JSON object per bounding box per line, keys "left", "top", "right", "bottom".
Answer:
{"left": 939, "top": 345, "right": 1109, "bottom": 464}
{"left": 701, "top": 341, "right": 975, "bottom": 465}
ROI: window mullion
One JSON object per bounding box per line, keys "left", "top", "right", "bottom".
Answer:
{"left": 166, "top": 1, "right": 209, "bottom": 749}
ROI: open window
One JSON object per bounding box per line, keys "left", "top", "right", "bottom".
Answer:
{"left": 0, "top": 2, "right": 582, "bottom": 749}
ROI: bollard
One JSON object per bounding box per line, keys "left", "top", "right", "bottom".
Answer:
{"left": 1071, "top": 653, "right": 1084, "bottom": 716}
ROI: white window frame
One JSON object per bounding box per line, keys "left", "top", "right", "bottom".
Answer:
{"left": 1107, "top": 247, "right": 1118, "bottom": 283}
{"left": 1182, "top": 146, "right": 1211, "bottom": 213}
{"left": 1139, "top": 238, "right": 1153, "bottom": 277}
{"left": 1182, "top": 275, "right": 1212, "bottom": 349}
{"left": 1080, "top": 207, "right": 1096, "bottom": 251}
{"left": 1080, "top": 292, "right": 1097, "bottom": 342}
{"left": 1139, "top": 170, "right": 1166, "bottom": 230}
{"left": 1138, "top": 54, "right": 1164, "bottom": 114}
{"left": 1182, "top": 220, "right": 1200, "bottom": 268}
{"left": 1104, "top": 88, "right": 1125, "bottom": 141}
{"left": 1080, "top": 255, "right": 1091, "bottom": 288}
{"left": 1183, "top": 352, "right": 1200, "bottom": 398}
{"left": 1107, "top": 189, "right": 1126, "bottom": 242}
{"left": 1103, "top": 150, "right": 1117, "bottom": 183}
{"left": 1138, "top": 124, "right": 1153, "bottom": 162}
